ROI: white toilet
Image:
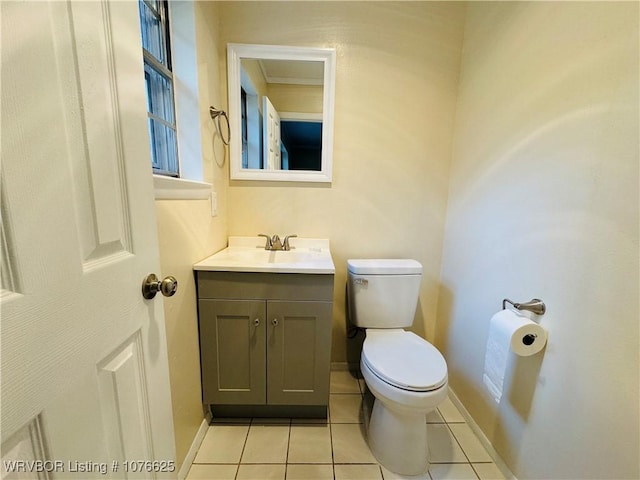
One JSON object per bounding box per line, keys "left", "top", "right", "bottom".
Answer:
{"left": 347, "top": 259, "right": 448, "bottom": 476}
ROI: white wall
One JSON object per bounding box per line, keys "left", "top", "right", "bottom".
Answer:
{"left": 438, "top": 2, "right": 639, "bottom": 478}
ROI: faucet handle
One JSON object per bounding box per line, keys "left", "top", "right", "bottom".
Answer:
{"left": 283, "top": 234, "right": 297, "bottom": 251}
{"left": 258, "top": 234, "right": 272, "bottom": 250}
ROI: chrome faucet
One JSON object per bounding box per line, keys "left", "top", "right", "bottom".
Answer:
{"left": 271, "top": 235, "right": 283, "bottom": 251}
{"left": 258, "top": 233, "right": 297, "bottom": 251}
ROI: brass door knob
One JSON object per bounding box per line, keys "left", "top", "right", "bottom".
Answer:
{"left": 142, "top": 273, "right": 178, "bottom": 300}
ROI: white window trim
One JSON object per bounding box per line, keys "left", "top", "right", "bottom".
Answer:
{"left": 153, "top": 175, "right": 211, "bottom": 200}
{"left": 152, "top": 1, "right": 212, "bottom": 199}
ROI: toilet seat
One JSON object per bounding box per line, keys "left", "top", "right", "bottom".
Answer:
{"left": 362, "top": 330, "right": 447, "bottom": 392}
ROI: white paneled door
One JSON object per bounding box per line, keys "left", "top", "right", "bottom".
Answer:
{"left": 1, "top": 2, "right": 176, "bottom": 479}
{"left": 262, "top": 96, "right": 282, "bottom": 170}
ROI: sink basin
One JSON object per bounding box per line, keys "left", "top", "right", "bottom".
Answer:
{"left": 194, "top": 237, "right": 335, "bottom": 274}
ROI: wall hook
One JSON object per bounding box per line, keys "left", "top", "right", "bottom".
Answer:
{"left": 209, "top": 106, "right": 230, "bottom": 145}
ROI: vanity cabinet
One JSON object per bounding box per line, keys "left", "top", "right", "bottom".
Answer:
{"left": 196, "top": 272, "right": 334, "bottom": 415}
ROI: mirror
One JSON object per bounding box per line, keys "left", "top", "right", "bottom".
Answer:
{"left": 227, "top": 44, "right": 336, "bottom": 183}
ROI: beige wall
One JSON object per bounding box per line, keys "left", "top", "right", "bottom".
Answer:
{"left": 241, "top": 58, "right": 269, "bottom": 99}
{"left": 438, "top": 2, "right": 639, "bottom": 478}
{"left": 155, "top": 2, "right": 639, "bottom": 477}
{"left": 268, "top": 83, "right": 324, "bottom": 114}
{"left": 154, "top": 1, "right": 228, "bottom": 470}
{"left": 240, "top": 61, "right": 323, "bottom": 113}
{"left": 218, "top": 2, "right": 467, "bottom": 363}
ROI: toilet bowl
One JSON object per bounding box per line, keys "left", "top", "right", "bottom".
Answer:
{"left": 360, "top": 329, "right": 448, "bottom": 475}
{"left": 346, "top": 259, "right": 449, "bottom": 475}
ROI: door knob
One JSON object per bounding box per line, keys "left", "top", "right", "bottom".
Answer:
{"left": 142, "top": 273, "right": 178, "bottom": 300}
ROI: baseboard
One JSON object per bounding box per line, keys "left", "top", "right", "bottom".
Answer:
{"left": 177, "top": 415, "right": 211, "bottom": 480}
{"left": 447, "top": 387, "right": 517, "bottom": 480}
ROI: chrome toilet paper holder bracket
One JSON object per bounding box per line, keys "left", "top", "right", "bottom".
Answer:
{"left": 502, "top": 298, "right": 546, "bottom": 316}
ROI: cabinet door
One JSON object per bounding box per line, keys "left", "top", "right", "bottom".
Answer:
{"left": 199, "top": 299, "right": 266, "bottom": 404}
{"left": 267, "top": 301, "right": 333, "bottom": 405}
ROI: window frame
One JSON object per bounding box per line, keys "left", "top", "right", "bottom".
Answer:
{"left": 139, "top": 0, "right": 180, "bottom": 178}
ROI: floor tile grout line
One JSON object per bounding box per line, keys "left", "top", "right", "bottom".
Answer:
{"left": 430, "top": 460, "right": 476, "bottom": 465}
{"left": 469, "top": 462, "right": 484, "bottom": 480}
{"left": 441, "top": 404, "right": 493, "bottom": 470}
{"left": 284, "top": 419, "right": 292, "bottom": 479}
{"left": 445, "top": 421, "right": 486, "bottom": 469}
{"left": 233, "top": 419, "right": 253, "bottom": 480}
{"left": 330, "top": 371, "right": 364, "bottom": 480}
{"left": 328, "top": 403, "right": 336, "bottom": 480}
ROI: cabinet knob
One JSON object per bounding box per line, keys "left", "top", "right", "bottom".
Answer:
{"left": 254, "top": 318, "right": 260, "bottom": 326}
{"left": 272, "top": 318, "right": 279, "bottom": 326}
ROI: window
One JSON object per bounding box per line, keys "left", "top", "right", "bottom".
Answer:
{"left": 138, "top": 0, "right": 179, "bottom": 177}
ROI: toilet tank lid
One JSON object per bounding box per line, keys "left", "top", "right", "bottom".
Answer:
{"left": 347, "top": 259, "right": 422, "bottom": 275}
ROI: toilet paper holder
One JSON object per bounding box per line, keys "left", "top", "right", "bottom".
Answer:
{"left": 502, "top": 298, "right": 546, "bottom": 316}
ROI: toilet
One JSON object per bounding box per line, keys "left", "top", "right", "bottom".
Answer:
{"left": 347, "top": 259, "right": 448, "bottom": 476}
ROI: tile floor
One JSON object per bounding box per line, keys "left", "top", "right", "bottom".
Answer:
{"left": 186, "top": 371, "right": 507, "bottom": 480}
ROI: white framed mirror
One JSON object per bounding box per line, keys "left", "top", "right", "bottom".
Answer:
{"left": 227, "top": 43, "right": 336, "bottom": 183}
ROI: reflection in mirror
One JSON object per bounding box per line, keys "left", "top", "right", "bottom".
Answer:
{"left": 228, "top": 44, "right": 335, "bottom": 183}
{"left": 242, "top": 58, "right": 323, "bottom": 171}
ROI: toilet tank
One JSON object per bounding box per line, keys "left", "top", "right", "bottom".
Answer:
{"left": 347, "top": 259, "right": 422, "bottom": 329}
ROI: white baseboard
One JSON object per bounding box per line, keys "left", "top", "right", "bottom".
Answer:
{"left": 447, "top": 387, "right": 517, "bottom": 480}
{"left": 177, "top": 416, "right": 210, "bottom": 480}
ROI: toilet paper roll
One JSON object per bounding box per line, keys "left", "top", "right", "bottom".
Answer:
{"left": 509, "top": 314, "right": 547, "bottom": 357}
{"left": 482, "top": 309, "right": 547, "bottom": 403}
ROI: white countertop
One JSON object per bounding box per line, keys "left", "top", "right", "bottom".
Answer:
{"left": 193, "top": 237, "right": 335, "bottom": 274}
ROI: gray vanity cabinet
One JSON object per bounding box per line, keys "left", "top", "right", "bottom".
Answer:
{"left": 198, "top": 299, "right": 266, "bottom": 405}
{"left": 197, "top": 272, "right": 334, "bottom": 415}
{"left": 266, "top": 300, "right": 333, "bottom": 405}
